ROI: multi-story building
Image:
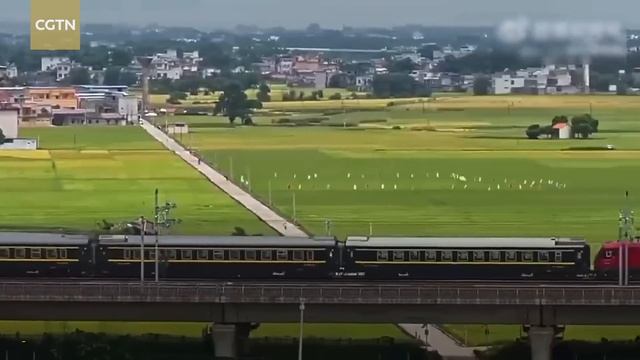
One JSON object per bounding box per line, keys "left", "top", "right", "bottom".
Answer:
{"left": 41, "top": 57, "right": 71, "bottom": 72}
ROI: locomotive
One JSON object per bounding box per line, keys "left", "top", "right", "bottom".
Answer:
{"left": 0, "top": 232, "right": 630, "bottom": 281}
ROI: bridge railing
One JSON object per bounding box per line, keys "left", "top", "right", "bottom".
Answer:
{"left": 1, "top": 282, "right": 639, "bottom": 306}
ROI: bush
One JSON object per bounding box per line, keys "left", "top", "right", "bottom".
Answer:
{"left": 526, "top": 124, "right": 541, "bottom": 139}
{"left": 328, "top": 93, "right": 342, "bottom": 100}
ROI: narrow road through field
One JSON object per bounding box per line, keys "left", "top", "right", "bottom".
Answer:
{"left": 398, "top": 324, "right": 486, "bottom": 359}
{"left": 140, "top": 120, "right": 308, "bottom": 237}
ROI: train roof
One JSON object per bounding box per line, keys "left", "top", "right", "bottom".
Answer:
{"left": 345, "top": 236, "right": 587, "bottom": 249}
{"left": 0, "top": 232, "right": 89, "bottom": 245}
{"left": 98, "top": 235, "right": 337, "bottom": 247}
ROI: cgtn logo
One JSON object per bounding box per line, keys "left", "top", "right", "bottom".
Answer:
{"left": 34, "top": 19, "right": 77, "bottom": 32}
{"left": 30, "top": 0, "right": 80, "bottom": 50}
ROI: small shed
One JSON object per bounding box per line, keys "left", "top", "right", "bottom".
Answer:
{"left": 553, "top": 122, "right": 571, "bottom": 139}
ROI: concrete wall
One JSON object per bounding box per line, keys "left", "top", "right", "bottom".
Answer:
{"left": 0, "top": 109, "right": 19, "bottom": 138}
{"left": 0, "top": 138, "right": 38, "bottom": 150}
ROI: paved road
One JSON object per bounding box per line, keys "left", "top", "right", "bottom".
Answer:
{"left": 398, "top": 324, "right": 485, "bottom": 360}
{"left": 140, "top": 120, "right": 308, "bottom": 237}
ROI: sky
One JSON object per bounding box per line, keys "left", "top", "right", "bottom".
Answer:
{"left": 1, "top": 0, "right": 639, "bottom": 29}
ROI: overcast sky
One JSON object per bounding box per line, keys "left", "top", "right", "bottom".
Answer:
{"left": 1, "top": 0, "right": 638, "bottom": 29}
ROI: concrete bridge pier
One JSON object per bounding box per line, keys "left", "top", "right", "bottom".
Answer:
{"left": 211, "top": 323, "right": 258, "bottom": 359}
{"left": 528, "top": 326, "right": 555, "bottom": 360}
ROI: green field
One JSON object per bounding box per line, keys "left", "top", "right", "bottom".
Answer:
{"left": 175, "top": 95, "right": 640, "bottom": 245}
{"left": 0, "top": 127, "right": 272, "bottom": 235}
{"left": 172, "top": 95, "right": 640, "bottom": 344}
{"left": 0, "top": 321, "right": 410, "bottom": 341}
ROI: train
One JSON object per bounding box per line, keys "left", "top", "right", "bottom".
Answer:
{"left": 0, "top": 232, "right": 634, "bottom": 281}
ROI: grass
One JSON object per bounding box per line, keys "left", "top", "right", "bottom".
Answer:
{"left": 445, "top": 325, "right": 640, "bottom": 346}
{"left": 251, "top": 324, "right": 411, "bottom": 340}
{"left": 0, "top": 321, "right": 410, "bottom": 341}
{"left": 0, "top": 127, "right": 273, "bottom": 235}
{"left": 173, "top": 94, "right": 640, "bottom": 344}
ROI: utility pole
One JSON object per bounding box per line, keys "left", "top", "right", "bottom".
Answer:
{"left": 292, "top": 192, "right": 297, "bottom": 223}
{"left": 154, "top": 196, "right": 180, "bottom": 283}
{"left": 618, "top": 191, "right": 634, "bottom": 286}
{"left": 298, "top": 302, "right": 305, "bottom": 360}
{"left": 154, "top": 189, "right": 159, "bottom": 283}
{"left": 140, "top": 216, "right": 146, "bottom": 285}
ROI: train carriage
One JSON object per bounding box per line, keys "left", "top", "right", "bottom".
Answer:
{"left": 0, "top": 233, "right": 90, "bottom": 277}
{"left": 343, "top": 236, "right": 591, "bottom": 280}
{"left": 96, "top": 235, "right": 338, "bottom": 279}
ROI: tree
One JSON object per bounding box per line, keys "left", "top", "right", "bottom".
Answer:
{"left": 214, "top": 82, "right": 261, "bottom": 124}
{"left": 167, "top": 91, "right": 187, "bottom": 104}
{"left": 257, "top": 83, "right": 271, "bottom": 102}
{"left": 526, "top": 124, "right": 541, "bottom": 139}
{"left": 574, "top": 123, "right": 593, "bottom": 138}
{"left": 473, "top": 76, "right": 491, "bottom": 95}
{"left": 110, "top": 48, "right": 133, "bottom": 67}
{"left": 68, "top": 68, "right": 91, "bottom": 85}
{"left": 0, "top": 129, "right": 5, "bottom": 144}
{"left": 571, "top": 114, "right": 598, "bottom": 138}
{"left": 119, "top": 71, "right": 138, "bottom": 86}
{"left": 551, "top": 115, "right": 568, "bottom": 126}
{"left": 419, "top": 44, "right": 441, "bottom": 60}
{"left": 372, "top": 73, "right": 429, "bottom": 98}
{"left": 389, "top": 58, "right": 417, "bottom": 73}
{"left": 103, "top": 67, "right": 121, "bottom": 86}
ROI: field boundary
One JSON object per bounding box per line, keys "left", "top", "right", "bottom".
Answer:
{"left": 139, "top": 120, "right": 308, "bottom": 237}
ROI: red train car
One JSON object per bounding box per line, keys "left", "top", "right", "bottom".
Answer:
{"left": 594, "top": 241, "right": 640, "bottom": 278}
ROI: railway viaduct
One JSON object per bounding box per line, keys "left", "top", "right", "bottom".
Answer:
{"left": 1, "top": 281, "right": 640, "bottom": 360}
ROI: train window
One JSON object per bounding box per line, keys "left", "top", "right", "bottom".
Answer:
{"left": 167, "top": 249, "right": 177, "bottom": 260}
{"left": 377, "top": 251, "right": 388, "bottom": 261}
{"left": 46, "top": 249, "right": 58, "bottom": 259}
{"left": 506, "top": 251, "right": 517, "bottom": 261}
{"left": 0, "top": 248, "right": 9, "bottom": 259}
{"left": 124, "top": 249, "right": 132, "bottom": 260}
{"left": 31, "top": 248, "right": 42, "bottom": 259}
{"left": 457, "top": 251, "right": 469, "bottom": 262}
{"left": 555, "top": 251, "right": 563, "bottom": 262}
{"left": 59, "top": 249, "right": 68, "bottom": 259}
{"left": 522, "top": 252, "right": 533, "bottom": 262}
{"left": 306, "top": 251, "right": 314, "bottom": 261}
{"left": 245, "top": 250, "right": 257, "bottom": 261}
{"left": 277, "top": 250, "right": 288, "bottom": 261}
{"left": 181, "top": 250, "right": 192, "bottom": 260}
{"left": 293, "top": 250, "right": 304, "bottom": 261}
{"left": 132, "top": 249, "right": 141, "bottom": 260}
{"left": 538, "top": 251, "right": 549, "bottom": 262}
{"left": 229, "top": 250, "right": 241, "bottom": 261}
{"left": 409, "top": 250, "right": 419, "bottom": 261}
{"left": 490, "top": 251, "right": 501, "bottom": 261}
{"left": 15, "top": 248, "right": 26, "bottom": 259}
{"left": 393, "top": 251, "right": 405, "bottom": 261}
{"left": 213, "top": 250, "right": 224, "bottom": 261}
{"left": 473, "top": 251, "right": 484, "bottom": 261}
{"left": 197, "top": 250, "right": 209, "bottom": 260}
{"left": 147, "top": 250, "right": 156, "bottom": 260}
{"left": 426, "top": 250, "right": 437, "bottom": 261}
{"left": 441, "top": 251, "right": 452, "bottom": 261}
{"left": 261, "top": 250, "right": 273, "bottom": 261}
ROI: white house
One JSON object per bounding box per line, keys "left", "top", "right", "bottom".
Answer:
{"left": 0, "top": 108, "right": 19, "bottom": 139}
{"left": 56, "top": 62, "right": 73, "bottom": 81}
{"left": 41, "top": 57, "right": 70, "bottom": 72}
{"left": 0, "top": 64, "right": 18, "bottom": 78}
{"left": 492, "top": 74, "right": 525, "bottom": 95}
{"left": 553, "top": 122, "right": 572, "bottom": 139}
